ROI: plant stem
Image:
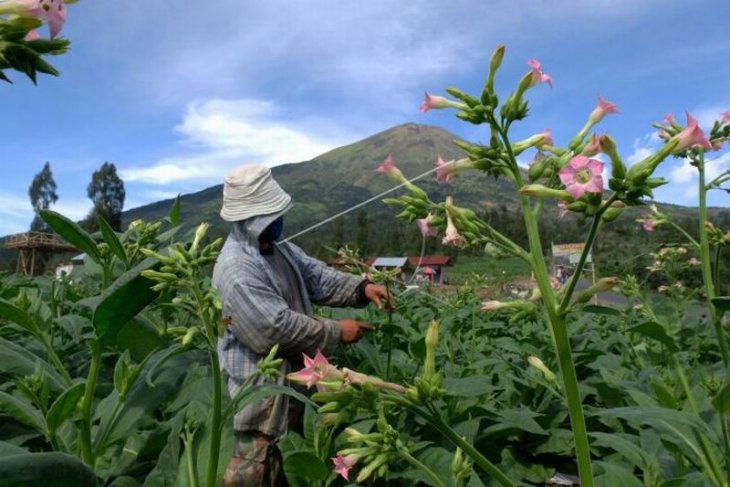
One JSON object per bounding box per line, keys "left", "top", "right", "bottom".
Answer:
{"left": 697, "top": 157, "right": 729, "bottom": 368}
{"left": 424, "top": 409, "right": 514, "bottom": 487}
{"left": 400, "top": 451, "right": 446, "bottom": 487}
{"left": 191, "top": 280, "right": 223, "bottom": 487}
{"left": 497, "top": 125, "right": 594, "bottom": 486}
{"left": 183, "top": 426, "right": 199, "bottom": 487}
{"left": 43, "top": 336, "right": 72, "bottom": 385}
{"left": 385, "top": 284, "right": 394, "bottom": 381}
{"left": 79, "top": 341, "right": 101, "bottom": 467}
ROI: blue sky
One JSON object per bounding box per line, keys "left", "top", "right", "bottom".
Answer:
{"left": 1, "top": 0, "right": 729, "bottom": 236}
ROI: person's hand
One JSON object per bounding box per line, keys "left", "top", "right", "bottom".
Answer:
{"left": 364, "top": 283, "right": 395, "bottom": 310}
{"left": 339, "top": 319, "right": 374, "bottom": 344}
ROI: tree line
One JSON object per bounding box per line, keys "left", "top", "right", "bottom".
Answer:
{"left": 29, "top": 161, "right": 126, "bottom": 233}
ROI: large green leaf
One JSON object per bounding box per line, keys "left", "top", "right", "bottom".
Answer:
{"left": 0, "top": 441, "right": 26, "bottom": 457}
{"left": 282, "top": 451, "right": 329, "bottom": 483}
{"left": 0, "top": 337, "right": 66, "bottom": 392}
{"left": 167, "top": 195, "right": 181, "bottom": 226}
{"left": 40, "top": 209, "right": 101, "bottom": 263}
{"left": 0, "top": 299, "right": 39, "bottom": 336}
{"left": 711, "top": 382, "right": 730, "bottom": 414}
{"left": 0, "top": 451, "right": 96, "bottom": 486}
{"left": 95, "top": 350, "right": 190, "bottom": 451}
{"left": 0, "top": 391, "right": 47, "bottom": 435}
{"left": 46, "top": 382, "right": 85, "bottom": 434}
{"left": 590, "top": 432, "right": 654, "bottom": 472}
{"left": 627, "top": 321, "right": 678, "bottom": 351}
{"left": 98, "top": 216, "right": 129, "bottom": 268}
{"left": 594, "top": 461, "right": 643, "bottom": 487}
{"left": 115, "top": 317, "right": 167, "bottom": 362}
{"left": 93, "top": 257, "right": 160, "bottom": 346}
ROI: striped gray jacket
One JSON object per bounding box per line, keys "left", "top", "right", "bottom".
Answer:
{"left": 213, "top": 218, "right": 363, "bottom": 437}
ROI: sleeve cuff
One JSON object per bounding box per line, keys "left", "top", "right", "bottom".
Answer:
{"left": 356, "top": 279, "right": 372, "bottom": 307}
{"left": 320, "top": 318, "right": 342, "bottom": 356}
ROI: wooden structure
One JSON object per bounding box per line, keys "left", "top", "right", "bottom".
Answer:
{"left": 3, "top": 232, "right": 77, "bottom": 276}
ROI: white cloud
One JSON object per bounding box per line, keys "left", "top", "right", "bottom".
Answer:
{"left": 120, "top": 98, "right": 352, "bottom": 185}
{"left": 626, "top": 132, "right": 661, "bottom": 166}
{"left": 0, "top": 194, "right": 90, "bottom": 236}
{"left": 658, "top": 151, "right": 730, "bottom": 204}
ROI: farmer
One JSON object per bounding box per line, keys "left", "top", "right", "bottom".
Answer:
{"left": 213, "top": 165, "right": 393, "bottom": 486}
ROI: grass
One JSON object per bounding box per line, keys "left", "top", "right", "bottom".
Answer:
{"left": 448, "top": 255, "right": 531, "bottom": 285}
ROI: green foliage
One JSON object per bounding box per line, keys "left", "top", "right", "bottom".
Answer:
{"left": 0, "top": 16, "right": 70, "bottom": 84}
{"left": 28, "top": 161, "right": 58, "bottom": 232}
{"left": 86, "top": 162, "right": 126, "bottom": 232}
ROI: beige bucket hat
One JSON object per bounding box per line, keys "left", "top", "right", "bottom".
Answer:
{"left": 220, "top": 165, "right": 292, "bottom": 222}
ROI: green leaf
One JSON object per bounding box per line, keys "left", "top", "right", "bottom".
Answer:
{"left": 40, "top": 209, "right": 101, "bottom": 263}
{"left": 0, "top": 298, "right": 40, "bottom": 337}
{"left": 443, "top": 376, "right": 492, "bottom": 398}
{"left": 627, "top": 321, "right": 677, "bottom": 351}
{"left": 98, "top": 216, "right": 129, "bottom": 268}
{"left": 0, "top": 452, "right": 96, "bottom": 486}
{"left": 115, "top": 317, "right": 166, "bottom": 362}
{"left": 711, "top": 296, "right": 730, "bottom": 320}
{"left": 46, "top": 382, "right": 85, "bottom": 434}
{"left": 712, "top": 382, "right": 730, "bottom": 413}
{"left": 282, "top": 451, "right": 329, "bottom": 482}
{"left": 0, "top": 441, "right": 27, "bottom": 457}
{"left": 0, "top": 337, "right": 66, "bottom": 392}
{"left": 594, "top": 461, "right": 643, "bottom": 487}
{"left": 93, "top": 258, "right": 160, "bottom": 346}
{"left": 590, "top": 432, "right": 653, "bottom": 472}
{"left": 168, "top": 195, "right": 181, "bottom": 226}
{"left": 223, "top": 384, "right": 315, "bottom": 422}
{"left": 0, "top": 391, "right": 47, "bottom": 435}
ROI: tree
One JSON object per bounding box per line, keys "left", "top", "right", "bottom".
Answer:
{"left": 28, "top": 162, "right": 58, "bottom": 231}
{"left": 85, "top": 162, "right": 125, "bottom": 231}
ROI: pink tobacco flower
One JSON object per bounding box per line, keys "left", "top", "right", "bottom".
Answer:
{"left": 0, "top": 0, "right": 67, "bottom": 39}
{"left": 588, "top": 94, "right": 619, "bottom": 125}
{"left": 419, "top": 92, "right": 466, "bottom": 113}
{"left": 442, "top": 197, "right": 466, "bottom": 248}
{"left": 538, "top": 128, "right": 553, "bottom": 148}
{"left": 641, "top": 219, "right": 655, "bottom": 233}
{"left": 24, "top": 29, "right": 40, "bottom": 41}
{"left": 582, "top": 134, "right": 601, "bottom": 157}
{"left": 558, "top": 155, "right": 604, "bottom": 199}
{"left": 722, "top": 111, "right": 730, "bottom": 123}
{"left": 442, "top": 219, "right": 466, "bottom": 248}
{"left": 375, "top": 154, "right": 405, "bottom": 183}
{"left": 287, "top": 351, "right": 342, "bottom": 389}
{"left": 434, "top": 155, "right": 453, "bottom": 183}
{"left": 663, "top": 113, "right": 676, "bottom": 125}
{"left": 674, "top": 113, "right": 712, "bottom": 151}
{"left": 331, "top": 454, "right": 358, "bottom": 480}
{"left": 527, "top": 59, "right": 552, "bottom": 88}
{"left": 416, "top": 213, "right": 438, "bottom": 238}
{"left": 688, "top": 257, "right": 700, "bottom": 266}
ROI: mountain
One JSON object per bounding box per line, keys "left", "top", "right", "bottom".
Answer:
{"left": 122, "top": 123, "right": 519, "bottom": 253}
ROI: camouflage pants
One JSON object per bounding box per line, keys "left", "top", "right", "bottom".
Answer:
{"left": 222, "top": 432, "right": 286, "bottom": 487}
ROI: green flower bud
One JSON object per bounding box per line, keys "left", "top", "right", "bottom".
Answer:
{"left": 527, "top": 356, "right": 557, "bottom": 383}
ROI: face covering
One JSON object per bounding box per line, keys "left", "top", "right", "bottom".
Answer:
{"left": 264, "top": 217, "right": 284, "bottom": 241}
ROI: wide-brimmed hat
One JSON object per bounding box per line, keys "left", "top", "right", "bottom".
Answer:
{"left": 220, "top": 165, "right": 292, "bottom": 222}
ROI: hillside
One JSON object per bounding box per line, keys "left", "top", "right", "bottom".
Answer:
{"left": 122, "top": 124, "right": 522, "bottom": 252}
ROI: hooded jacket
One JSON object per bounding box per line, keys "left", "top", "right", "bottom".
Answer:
{"left": 213, "top": 215, "right": 364, "bottom": 436}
